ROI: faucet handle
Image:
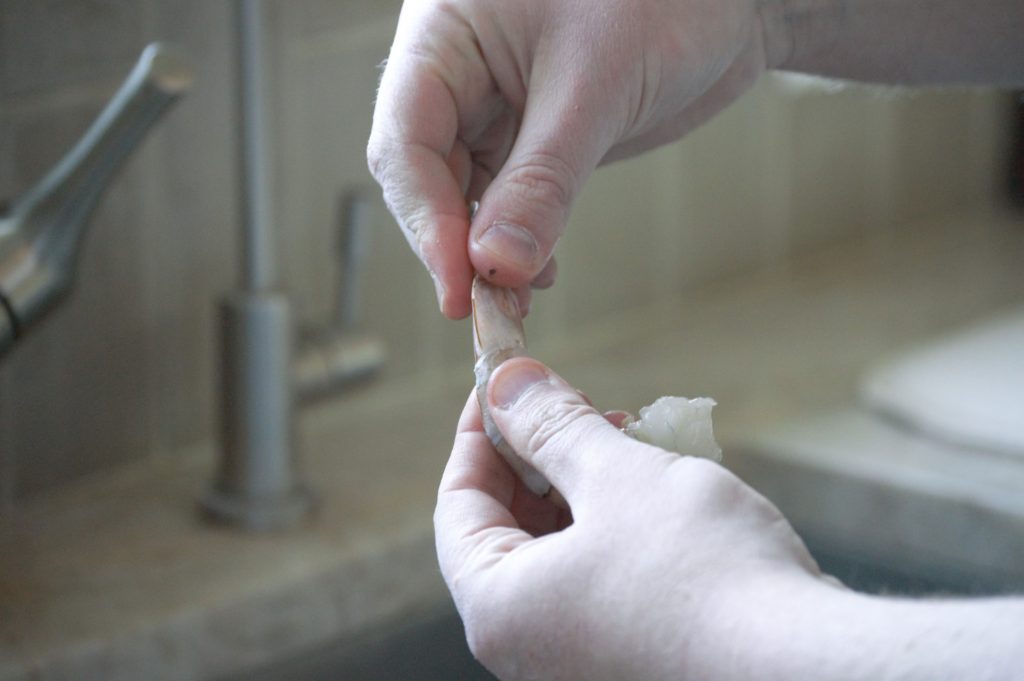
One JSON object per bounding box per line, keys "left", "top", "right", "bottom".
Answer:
{"left": 0, "top": 43, "right": 194, "bottom": 357}
{"left": 293, "top": 190, "right": 386, "bottom": 402}
{"left": 139, "top": 42, "right": 194, "bottom": 95}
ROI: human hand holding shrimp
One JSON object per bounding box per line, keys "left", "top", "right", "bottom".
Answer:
{"left": 436, "top": 357, "right": 1024, "bottom": 680}
{"left": 368, "top": 0, "right": 1022, "bottom": 320}
{"left": 368, "top": 0, "right": 773, "bottom": 318}
{"left": 436, "top": 357, "right": 829, "bottom": 680}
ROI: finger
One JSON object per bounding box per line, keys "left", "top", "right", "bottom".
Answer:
{"left": 456, "top": 391, "right": 570, "bottom": 537}
{"left": 456, "top": 388, "right": 485, "bottom": 434}
{"left": 530, "top": 256, "right": 558, "bottom": 290}
{"left": 466, "top": 160, "right": 495, "bottom": 204}
{"left": 468, "top": 59, "right": 618, "bottom": 289}
{"left": 505, "top": 253, "right": 557, "bottom": 317}
{"left": 508, "top": 472, "right": 574, "bottom": 537}
{"left": 436, "top": 394, "right": 533, "bottom": 591}
{"left": 487, "top": 357, "right": 640, "bottom": 506}
{"left": 368, "top": 58, "right": 475, "bottom": 319}
{"left": 370, "top": 1, "right": 509, "bottom": 319}
{"left": 503, "top": 255, "right": 557, "bottom": 318}
{"left": 464, "top": 107, "right": 519, "bottom": 202}
{"left": 513, "top": 286, "right": 533, "bottom": 318}
{"left": 447, "top": 141, "right": 474, "bottom": 197}
{"left": 603, "top": 410, "right": 633, "bottom": 429}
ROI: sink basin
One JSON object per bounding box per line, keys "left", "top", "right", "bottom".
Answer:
{"left": 730, "top": 408, "right": 1024, "bottom": 595}
{"left": 222, "top": 537, "right": 1007, "bottom": 681}
{"left": 221, "top": 434, "right": 1022, "bottom": 681}
{"left": 218, "top": 604, "right": 496, "bottom": 681}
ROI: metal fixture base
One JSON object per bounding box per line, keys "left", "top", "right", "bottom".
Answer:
{"left": 203, "top": 291, "right": 314, "bottom": 531}
{"left": 201, "top": 483, "right": 314, "bottom": 532}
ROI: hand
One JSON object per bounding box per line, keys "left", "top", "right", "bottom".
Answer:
{"left": 434, "top": 357, "right": 827, "bottom": 680}
{"left": 369, "top": 0, "right": 779, "bottom": 318}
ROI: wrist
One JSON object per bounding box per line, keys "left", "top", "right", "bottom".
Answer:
{"left": 695, "top": 569, "right": 849, "bottom": 680}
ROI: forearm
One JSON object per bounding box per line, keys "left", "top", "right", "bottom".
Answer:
{"left": 703, "top": 573, "right": 1024, "bottom": 680}
{"left": 759, "top": 0, "right": 1024, "bottom": 86}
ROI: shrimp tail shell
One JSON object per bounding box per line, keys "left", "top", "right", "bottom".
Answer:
{"left": 471, "top": 277, "right": 552, "bottom": 497}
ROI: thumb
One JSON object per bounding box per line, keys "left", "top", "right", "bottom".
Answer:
{"left": 469, "top": 77, "right": 616, "bottom": 288}
{"left": 487, "top": 357, "right": 632, "bottom": 505}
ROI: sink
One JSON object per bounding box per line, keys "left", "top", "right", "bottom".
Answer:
{"left": 220, "top": 434, "right": 1022, "bottom": 681}
{"left": 729, "top": 408, "right": 1024, "bottom": 596}
{"left": 217, "top": 604, "right": 496, "bottom": 681}
{"left": 220, "top": 536, "right": 1009, "bottom": 681}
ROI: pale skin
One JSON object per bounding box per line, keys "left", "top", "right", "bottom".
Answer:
{"left": 369, "top": 0, "right": 1024, "bottom": 678}
{"left": 368, "top": 0, "right": 1024, "bottom": 318}
{"left": 439, "top": 359, "right": 1024, "bottom": 680}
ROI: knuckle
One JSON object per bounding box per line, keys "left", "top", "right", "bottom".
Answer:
{"left": 363, "top": 138, "right": 432, "bottom": 249}
{"left": 505, "top": 152, "right": 577, "bottom": 212}
{"left": 666, "top": 456, "right": 743, "bottom": 510}
{"left": 525, "top": 400, "right": 597, "bottom": 467}
{"left": 401, "top": 204, "right": 431, "bottom": 241}
{"left": 365, "top": 135, "right": 391, "bottom": 183}
{"left": 668, "top": 455, "right": 724, "bottom": 487}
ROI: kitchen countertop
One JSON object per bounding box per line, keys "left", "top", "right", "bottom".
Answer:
{"left": 2, "top": 210, "right": 1023, "bottom": 681}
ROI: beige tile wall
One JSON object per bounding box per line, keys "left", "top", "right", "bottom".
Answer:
{"left": 0, "top": 0, "right": 238, "bottom": 502}
{"left": 0, "top": 0, "right": 1012, "bottom": 510}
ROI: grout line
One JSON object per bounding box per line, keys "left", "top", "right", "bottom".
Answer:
{"left": 0, "top": 375, "right": 15, "bottom": 515}
{"left": 964, "top": 91, "right": 1003, "bottom": 213}
{"left": 0, "top": 112, "right": 12, "bottom": 198}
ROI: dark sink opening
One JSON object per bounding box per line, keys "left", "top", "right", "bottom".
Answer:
{"left": 221, "top": 535, "right": 1020, "bottom": 681}
{"left": 218, "top": 604, "right": 496, "bottom": 681}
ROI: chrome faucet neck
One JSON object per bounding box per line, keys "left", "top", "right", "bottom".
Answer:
{"left": 0, "top": 43, "right": 192, "bottom": 358}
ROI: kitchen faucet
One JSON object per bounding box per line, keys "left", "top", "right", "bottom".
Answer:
{"left": 0, "top": 10, "right": 381, "bottom": 531}
{"left": 201, "top": 0, "right": 384, "bottom": 531}
{"left": 0, "top": 43, "right": 193, "bottom": 356}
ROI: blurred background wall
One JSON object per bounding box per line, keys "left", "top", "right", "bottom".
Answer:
{"left": 0, "top": 0, "right": 1013, "bottom": 512}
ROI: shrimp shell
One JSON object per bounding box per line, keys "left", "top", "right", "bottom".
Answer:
{"left": 471, "top": 276, "right": 552, "bottom": 496}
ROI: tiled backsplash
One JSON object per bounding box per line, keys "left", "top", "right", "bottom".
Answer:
{"left": 0, "top": 0, "right": 1012, "bottom": 510}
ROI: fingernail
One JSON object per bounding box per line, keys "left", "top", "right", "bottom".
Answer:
{"left": 491, "top": 361, "right": 548, "bottom": 409}
{"left": 475, "top": 222, "right": 539, "bottom": 270}
{"left": 603, "top": 410, "right": 633, "bottom": 429}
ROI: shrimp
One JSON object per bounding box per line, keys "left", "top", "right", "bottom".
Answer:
{"left": 470, "top": 277, "right": 723, "bottom": 501}
{"left": 471, "top": 275, "right": 553, "bottom": 496}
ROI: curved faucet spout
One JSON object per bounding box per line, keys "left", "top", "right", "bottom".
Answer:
{"left": 0, "top": 42, "right": 194, "bottom": 356}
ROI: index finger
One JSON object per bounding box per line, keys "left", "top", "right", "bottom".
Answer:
{"left": 368, "top": 51, "right": 474, "bottom": 319}
{"left": 435, "top": 392, "right": 533, "bottom": 591}
{"left": 369, "top": 1, "right": 505, "bottom": 319}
